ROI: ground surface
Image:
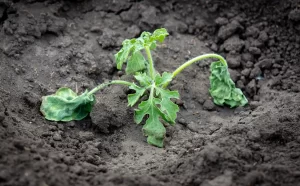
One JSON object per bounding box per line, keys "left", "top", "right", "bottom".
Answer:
{"left": 0, "top": 0, "right": 300, "bottom": 186}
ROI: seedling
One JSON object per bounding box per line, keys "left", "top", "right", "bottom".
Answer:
{"left": 40, "top": 28, "right": 247, "bottom": 147}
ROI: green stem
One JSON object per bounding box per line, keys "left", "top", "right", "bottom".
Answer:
{"left": 172, "top": 54, "right": 227, "bottom": 78}
{"left": 150, "top": 83, "right": 155, "bottom": 98}
{"left": 88, "top": 80, "right": 133, "bottom": 96}
{"left": 163, "top": 54, "right": 227, "bottom": 88}
{"left": 145, "top": 46, "right": 155, "bottom": 80}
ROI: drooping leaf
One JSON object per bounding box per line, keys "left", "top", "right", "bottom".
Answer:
{"left": 40, "top": 88, "right": 95, "bottom": 121}
{"left": 134, "top": 98, "right": 167, "bottom": 148}
{"left": 125, "top": 51, "right": 147, "bottom": 75}
{"left": 115, "top": 39, "right": 133, "bottom": 70}
{"left": 224, "top": 88, "right": 248, "bottom": 108}
{"left": 209, "top": 61, "right": 248, "bottom": 107}
{"left": 114, "top": 28, "right": 169, "bottom": 73}
{"left": 150, "top": 28, "right": 169, "bottom": 43}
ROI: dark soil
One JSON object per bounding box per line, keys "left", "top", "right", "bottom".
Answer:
{"left": 1, "top": 0, "right": 300, "bottom": 186}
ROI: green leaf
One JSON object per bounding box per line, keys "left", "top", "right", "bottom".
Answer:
{"left": 134, "top": 99, "right": 166, "bottom": 148}
{"left": 114, "top": 28, "right": 169, "bottom": 73}
{"left": 225, "top": 88, "right": 248, "bottom": 107}
{"left": 134, "top": 73, "right": 152, "bottom": 87}
{"left": 115, "top": 39, "right": 133, "bottom": 70}
{"left": 125, "top": 52, "right": 147, "bottom": 74}
{"left": 128, "top": 84, "right": 146, "bottom": 107}
{"left": 150, "top": 28, "right": 169, "bottom": 43}
{"left": 131, "top": 38, "right": 145, "bottom": 54}
{"left": 132, "top": 72, "right": 179, "bottom": 147}
{"left": 209, "top": 61, "right": 248, "bottom": 108}
{"left": 40, "top": 88, "right": 95, "bottom": 121}
{"left": 155, "top": 87, "right": 179, "bottom": 123}
{"left": 155, "top": 72, "right": 173, "bottom": 86}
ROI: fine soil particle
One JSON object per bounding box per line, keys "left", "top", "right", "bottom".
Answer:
{"left": 1, "top": 0, "right": 300, "bottom": 186}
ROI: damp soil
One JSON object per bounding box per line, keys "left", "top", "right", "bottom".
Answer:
{"left": 0, "top": 0, "right": 300, "bottom": 186}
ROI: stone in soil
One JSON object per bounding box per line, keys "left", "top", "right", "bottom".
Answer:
{"left": 217, "top": 20, "right": 243, "bottom": 40}
{"left": 226, "top": 53, "right": 241, "bottom": 68}
{"left": 203, "top": 100, "right": 216, "bottom": 111}
{"left": 223, "top": 35, "right": 245, "bottom": 53}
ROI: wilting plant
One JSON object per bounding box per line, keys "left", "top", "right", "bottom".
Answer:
{"left": 40, "top": 28, "right": 247, "bottom": 147}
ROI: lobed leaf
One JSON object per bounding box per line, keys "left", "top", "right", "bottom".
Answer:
{"left": 40, "top": 88, "right": 95, "bottom": 121}
{"left": 128, "top": 84, "right": 146, "bottom": 107}
{"left": 150, "top": 28, "right": 169, "bottom": 43}
{"left": 155, "top": 72, "right": 173, "bottom": 86}
{"left": 209, "top": 61, "right": 248, "bottom": 108}
{"left": 155, "top": 87, "right": 179, "bottom": 123}
{"left": 129, "top": 71, "right": 180, "bottom": 147}
{"left": 134, "top": 99, "right": 167, "bottom": 148}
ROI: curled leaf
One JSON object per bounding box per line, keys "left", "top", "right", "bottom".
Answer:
{"left": 125, "top": 52, "right": 147, "bottom": 75}
{"left": 115, "top": 39, "right": 134, "bottom": 70}
{"left": 209, "top": 61, "right": 248, "bottom": 108}
{"left": 40, "top": 88, "right": 95, "bottom": 121}
{"left": 150, "top": 28, "right": 169, "bottom": 43}
{"left": 114, "top": 28, "right": 169, "bottom": 73}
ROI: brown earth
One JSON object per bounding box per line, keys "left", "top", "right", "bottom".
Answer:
{"left": 0, "top": 0, "right": 300, "bottom": 186}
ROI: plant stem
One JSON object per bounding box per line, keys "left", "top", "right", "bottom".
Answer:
{"left": 163, "top": 54, "right": 227, "bottom": 88}
{"left": 145, "top": 46, "right": 155, "bottom": 80}
{"left": 149, "top": 83, "right": 155, "bottom": 99}
{"left": 88, "top": 80, "right": 133, "bottom": 96}
{"left": 172, "top": 53, "right": 227, "bottom": 78}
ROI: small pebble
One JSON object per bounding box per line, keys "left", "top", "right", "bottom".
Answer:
{"left": 53, "top": 132, "right": 62, "bottom": 141}
{"left": 249, "top": 101, "right": 261, "bottom": 110}
{"left": 68, "top": 122, "right": 75, "bottom": 128}
{"left": 90, "top": 26, "right": 101, "bottom": 33}
{"left": 178, "top": 118, "right": 187, "bottom": 125}
{"left": 203, "top": 100, "right": 216, "bottom": 111}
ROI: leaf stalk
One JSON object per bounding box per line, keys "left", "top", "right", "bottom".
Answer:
{"left": 88, "top": 80, "right": 133, "bottom": 96}
{"left": 163, "top": 53, "right": 227, "bottom": 88}
{"left": 172, "top": 53, "right": 227, "bottom": 78}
